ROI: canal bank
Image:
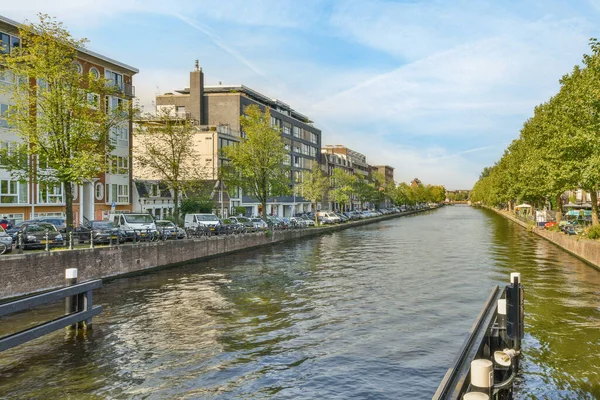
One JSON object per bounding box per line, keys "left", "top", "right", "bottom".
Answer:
{"left": 479, "top": 206, "right": 600, "bottom": 271}
{"left": 0, "top": 208, "right": 438, "bottom": 300}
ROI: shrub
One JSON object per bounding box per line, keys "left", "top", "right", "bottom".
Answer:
{"left": 585, "top": 225, "right": 600, "bottom": 240}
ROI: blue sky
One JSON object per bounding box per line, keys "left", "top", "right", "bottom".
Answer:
{"left": 5, "top": 1, "right": 600, "bottom": 189}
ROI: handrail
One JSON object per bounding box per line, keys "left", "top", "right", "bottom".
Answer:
{"left": 0, "top": 280, "right": 102, "bottom": 317}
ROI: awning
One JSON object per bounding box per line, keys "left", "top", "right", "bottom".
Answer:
{"left": 515, "top": 204, "right": 532, "bottom": 208}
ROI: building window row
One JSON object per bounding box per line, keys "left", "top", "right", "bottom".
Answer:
{"left": 108, "top": 155, "right": 129, "bottom": 175}
{"left": 106, "top": 183, "right": 129, "bottom": 204}
{"left": 38, "top": 182, "right": 63, "bottom": 204}
{"left": 219, "top": 137, "right": 237, "bottom": 150}
{"left": 110, "top": 126, "right": 129, "bottom": 147}
{"left": 0, "top": 179, "right": 27, "bottom": 204}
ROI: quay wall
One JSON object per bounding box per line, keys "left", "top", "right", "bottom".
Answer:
{"left": 0, "top": 208, "right": 437, "bottom": 300}
{"left": 486, "top": 207, "right": 600, "bottom": 271}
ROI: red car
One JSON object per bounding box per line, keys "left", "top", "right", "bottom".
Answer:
{"left": 544, "top": 221, "right": 557, "bottom": 229}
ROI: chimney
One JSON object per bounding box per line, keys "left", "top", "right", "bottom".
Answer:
{"left": 189, "top": 60, "right": 204, "bottom": 124}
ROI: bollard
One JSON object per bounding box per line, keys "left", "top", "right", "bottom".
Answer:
{"left": 132, "top": 229, "right": 137, "bottom": 244}
{"left": 90, "top": 230, "right": 94, "bottom": 249}
{"left": 506, "top": 272, "right": 524, "bottom": 351}
{"left": 109, "top": 232, "right": 113, "bottom": 247}
{"left": 69, "top": 231, "right": 74, "bottom": 250}
{"left": 65, "top": 268, "right": 78, "bottom": 330}
{"left": 470, "top": 359, "right": 493, "bottom": 396}
{"left": 463, "top": 392, "right": 489, "bottom": 400}
{"left": 17, "top": 232, "right": 23, "bottom": 254}
{"left": 45, "top": 230, "right": 50, "bottom": 252}
{"left": 497, "top": 299, "right": 507, "bottom": 330}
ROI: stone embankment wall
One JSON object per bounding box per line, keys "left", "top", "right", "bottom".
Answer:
{"left": 489, "top": 208, "right": 600, "bottom": 271}
{"left": 0, "top": 208, "right": 436, "bottom": 300}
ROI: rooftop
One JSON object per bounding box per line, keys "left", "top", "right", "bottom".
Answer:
{"left": 0, "top": 14, "right": 139, "bottom": 74}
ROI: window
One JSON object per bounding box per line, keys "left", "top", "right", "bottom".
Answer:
{"left": 0, "top": 179, "right": 27, "bottom": 204}
{"left": 0, "top": 69, "right": 14, "bottom": 84}
{"left": 151, "top": 184, "right": 159, "bottom": 197}
{"left": 87, "top": 93, "right": 99, "bottom": 108}
{"left": 38, "top": 182, "right": 63, "bottom": 204}
{"left": 311, "top": 132, "right": 318, "bottom": 144}
{"left": 292, "top": 126, "right": 301, "bottom": 138}
{"left": 95, "top": 182, "right": 104, "bottom": 200}
{"left": 10, "top": 36, "right": 19, "bottom": 51}
{"left": 117, "top": 184, "right": 129, "bottom": 203}
{"left": 283, "top": 121, "right": 291, "bottom": 135}
{"left": 105, "top": 69, "right": 123, "bottom": 91}
{"left": 89, "top": 67, "right": 100, "bottom": 79}
{"left": 0, "top": 103, "right": 10, "bottom": 128}
{"left": 74, "top": 62, "right": 83, "bottom": 74}
{"left": 0, "top": 33, "right": 9, "bottom": 54}
{"left": 108, "top": 156, "right": 129, "bottom": 174}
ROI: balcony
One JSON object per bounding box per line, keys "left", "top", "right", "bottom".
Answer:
{"left": 107, "top": 80, "right": 135, "bottom": 97}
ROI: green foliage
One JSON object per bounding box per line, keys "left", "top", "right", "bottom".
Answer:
{"left": 181, "top": 197, "right": 213, "bottom": 215}
{"left": 585, "top": 225, "right": 600, "bottom": 240}
{"left": 0, "top": 14, "right": 131, "bottom": 229}
{"left": 134, "top": 107, "right": 204, "bottom": 225}
{"left": 232, "top": 206, "right": 246, "bottom": 216}
{"left": 470, "top": 39, "right": 600, "bottom": 225}
{"left": 222, "top": 105, "right": 290, "bottom": 221}
{"left": 298, "top": 161, "right": 329, "bottom": 225}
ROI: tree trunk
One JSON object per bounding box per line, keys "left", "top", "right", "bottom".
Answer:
{"left": 555, "top": 194, "right": 562, "bottom": 225}
{"left": 507, "top": 201, "right": 512, "bottom": 213}
{"left": 262, "top": 200, "right": 268, "bottom": 223}
{"left": 64, "top": 181, "right": 74, "bottom": 233}
{"left": 173, "top": 188, "right": 180, "bottom": 226}
{"left": 591, "top": 188, "right": 599, "bottom": 226}
{"left": 313, "top": 202, "right": 319, "bottom": 226}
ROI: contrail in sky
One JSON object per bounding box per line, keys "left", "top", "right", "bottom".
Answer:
{"left": 173, "top": 13, "right": 270, "bottom": 82}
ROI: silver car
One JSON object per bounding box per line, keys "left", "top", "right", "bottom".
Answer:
{"left": 0, "top": 225, "right": 13, "bottom": 254}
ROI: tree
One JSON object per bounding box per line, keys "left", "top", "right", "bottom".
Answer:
{"left": 329, "top": 168, "right": 356, "bottom": 212}
{"left": 222, "top": 104, "right": 290, "bottom": 221}
{"left": 134, "top": 108, "right": 204, "bottom": 225}
{"left": 298, "top": 161, "right": 329, "bottom": 225}
{"left": 0, "top": 14, "right": 129, "bottom": 231}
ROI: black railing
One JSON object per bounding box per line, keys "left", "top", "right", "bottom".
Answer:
{"left": 0, "top": 278, "right": 102, "bottom": 352}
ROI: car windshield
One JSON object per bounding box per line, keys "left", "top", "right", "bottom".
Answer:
{"left": 124, "top": 214, "right": 154, "bottom": 224}
{"left": 157, "top": 221, "right": 175, "bottom": 227}
{"left": 27, "top": 223, "right": 57, "bottom": 232}
{"left": 91, "top": 221, "right": 116, "bottom": 229}
{"left": 197, "top": 215, "right": 219, "bottom": 221}
{"left": 237, "top": 217, "right": 250, "bottom": 222}
{"left": 252, "top": 218, "right": 262, "bottom": 222}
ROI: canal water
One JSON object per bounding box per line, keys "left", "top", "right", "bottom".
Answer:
{"left": 1, "top": 206, "right": 599, "bottom": 399}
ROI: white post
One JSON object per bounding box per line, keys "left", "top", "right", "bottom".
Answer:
{"left": 470, "top": 359, "right": 493, "bottom": 395}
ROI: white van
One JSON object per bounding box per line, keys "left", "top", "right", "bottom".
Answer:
{"left": 108, "top": 213, "right": 156, "bottom": 241}
{"left": 184, "top": 213, "right": 222, "bottom": 233}
{"left": 316, "top": 211, "right": 341, "bottom": 224}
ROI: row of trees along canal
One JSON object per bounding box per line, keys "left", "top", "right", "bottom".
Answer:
{"left": 470, "top": 39, "right": 600, "bottom": 226}
{"left": 0, "top": 14, "right": 446, "bottom": 230}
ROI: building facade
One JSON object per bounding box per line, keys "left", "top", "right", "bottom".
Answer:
{"left": 155, "top": 63, "right": 322, "bottom": 217}
{"left": 0, "top": 15, "right": 138, "bottom": 224}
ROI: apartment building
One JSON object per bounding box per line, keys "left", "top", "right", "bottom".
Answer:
{"left": 155, "top": 62, "right": 322, "bottom": 217}
{"left": 0, "top": 15, "right": 138, "bottom": 224}
{"left": 372, "top": 165, "right": 395, "bottom": 184}
{"left": 322, "top": 145, "right": 369, "bottom": 178}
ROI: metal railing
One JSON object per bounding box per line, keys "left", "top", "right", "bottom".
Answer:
{"left": 0, "top": 272, "right": 102, "bottom": 352}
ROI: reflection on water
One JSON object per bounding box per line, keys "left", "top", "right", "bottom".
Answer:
{"left": 1, "top": 206, "right": 599, "bottom": 398}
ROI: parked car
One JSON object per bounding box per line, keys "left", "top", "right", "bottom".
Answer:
{"left": 37, "top": 217, "right": 67, "bottom": 233}
{"left": 300, "top": 216, "right": 316, "bottom": 226}
{"left": 184, "top": 213, "right": 222, "bottom": 234}
{"left": 289, "top": 216, "right": 308, "bottom": 228}
{"left": 156, "top": 220, "right": 185, "bottom": 239}
{"left": 0, "top": 225, "right": 13, "bottom": 254}
{"left": 7, "top": 220, "right": 38, "bottom": 243}
{"left": 76, "top": 220, "right": 125, "bottom": 244}
{"left": 251, "top": 217, "right": 269, "bottom": 231}
{"left": 230, "top": 216, "right": 256, "bottom": 232}
{"left": 108, "top": 213, "right": 157, "bottom": 241}
{"left": 221, "top": 218, "right": 245, "bottom": 234}
{"left": 317, "top": 211, "right": 341, "bottom": 224}
{"left": 16, "top": 222, "right": 64, "bottom": 250}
